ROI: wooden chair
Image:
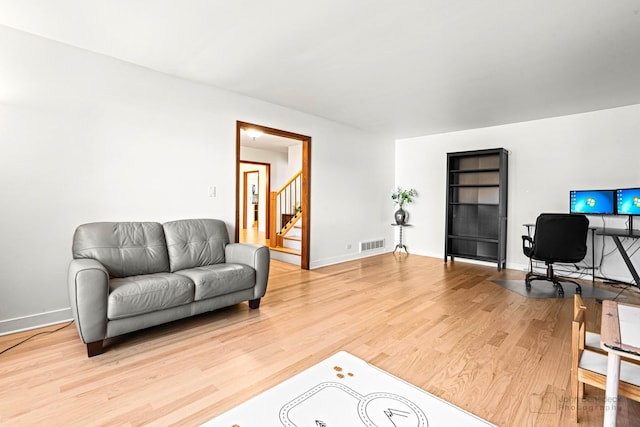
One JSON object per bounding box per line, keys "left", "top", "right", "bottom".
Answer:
{"left": 573, "top": 294, "right": 605, "bottom": 354}
{"left": 573, "top": 294, "right": 637, "bottom": 358}
{"left": 571, "top": 305, "right": 640, "bottom": 422}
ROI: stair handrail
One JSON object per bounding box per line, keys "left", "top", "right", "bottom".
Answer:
{"left": 269, "top": 170, "right": 302, "bottom": 248}
{"left": 276, "top": 170, "right": 302, "bottom": 194}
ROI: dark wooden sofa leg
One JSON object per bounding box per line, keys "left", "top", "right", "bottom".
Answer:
{"left": 248, "top": 298, "right": 261, "bottom": 309}
{"left": 87, "top": 340, "right": 103, "bottom": 357}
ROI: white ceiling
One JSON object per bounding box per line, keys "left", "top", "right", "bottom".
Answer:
{"left": 241, "top": 130, "right": 301, "bottom": 154}
{"left": 1, "top": 0, "right": 640, "bottom": 138}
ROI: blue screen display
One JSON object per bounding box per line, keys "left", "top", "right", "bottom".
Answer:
{"left": 617, "top": 188, "right": 640, "bottom": 216}
{"left": 570, "top": 190, "right": 616, "bottom": 214}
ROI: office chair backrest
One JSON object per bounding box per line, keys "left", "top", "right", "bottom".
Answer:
{"left": 532, "top": 213, "right": 589, "bottom": 263}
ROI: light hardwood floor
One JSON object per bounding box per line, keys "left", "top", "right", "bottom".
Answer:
{"left": 1, "top": 254, "right": 639, "bottom": 426}
{"left": 239, "top": 226, "right": 266, "bottom": 246}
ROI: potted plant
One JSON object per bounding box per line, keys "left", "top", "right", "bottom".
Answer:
{"left": 391, "top": 187, "right": 417, "bottom": 225}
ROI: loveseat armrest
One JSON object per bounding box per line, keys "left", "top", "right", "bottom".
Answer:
{"left": 225, "top": 243, "right": 270, "bottom": 299}
{"left": 67, "top": 258, "right": 109, "bottom": 344}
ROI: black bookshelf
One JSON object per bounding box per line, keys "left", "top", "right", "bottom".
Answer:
{"left": 445, "top": 148, "right": 508, "bottom": 270}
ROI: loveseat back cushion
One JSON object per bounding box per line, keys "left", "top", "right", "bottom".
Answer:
{"left": 73, "top": 222, "right": 170, "bottom": 278}
{"left": 108, "top": 272, "right": 195, "bottom": 320}
{"left": 163, "top": 219, "right": 229, "bottom": 272}
{"left": 175, "top": 264, "right": 255, "bottom": 301}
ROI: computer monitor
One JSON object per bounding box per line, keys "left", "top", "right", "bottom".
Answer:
{"left": 570, "top": 190, "right": 616, "bottom": 215}
{"left": 617, "top": 188, "right": 640, "bottom": 216}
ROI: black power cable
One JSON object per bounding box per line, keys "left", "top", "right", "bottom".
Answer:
{"left": 0, "top": 321, "right": 73, "bottom": 356}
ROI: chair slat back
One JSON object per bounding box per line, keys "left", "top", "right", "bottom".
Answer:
{"left": 571, "top": 297, "right": 640, "bottom": 421}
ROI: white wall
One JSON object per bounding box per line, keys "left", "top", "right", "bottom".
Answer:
{"left": 0, "top": 25, "right": 395, "bottom": 334}
{"left": 240, "top": 146, "right": 289, "bottom": 189}
{"left": 396, "top": 104, "right": 640, "bottom": 283}
{"left": 287, "top": 144, "right": 303, "bottom": 178}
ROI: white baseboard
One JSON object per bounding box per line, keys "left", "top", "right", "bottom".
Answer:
{"left": 269, "top": 250, "right": 302, "bottom": 266}
{"left": 309, "top": 248, "right": 390, "bottom": 269}
{"left": 0, "top": 308, "right": 73, "bottom": 337}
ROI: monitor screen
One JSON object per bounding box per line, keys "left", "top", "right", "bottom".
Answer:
{"left": 570, "top": 190, "right": 616, "bottom": 215}
{"left": 617, "top": 188, "right": 640, "bottom": 216}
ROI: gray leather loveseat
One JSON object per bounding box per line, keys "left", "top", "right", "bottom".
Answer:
{"left": 67, "top": 218, "right": 270, "bottom": 356}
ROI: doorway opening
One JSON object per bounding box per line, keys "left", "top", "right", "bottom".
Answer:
{"left": 236, "top": 121, "right": 311, "bottom": 269}
{"left": 239, "top": 163, "right": 269, "bottom": 245}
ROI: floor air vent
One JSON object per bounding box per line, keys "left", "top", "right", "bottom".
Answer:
{"left": 360, "top": 239, "right": 385, "bottom": 253}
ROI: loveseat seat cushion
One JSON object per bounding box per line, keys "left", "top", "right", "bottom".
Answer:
{"left": 175, "top": 264, "right": 255, "bottom": 301}
{"left": 107, "top": 272, "right": 194, "bottom": 320}
{"left": 73, "top": 222, "right": 170, "bottom": 278}
{"left": 163, "top": 219, "right": 229, "bottom": 272}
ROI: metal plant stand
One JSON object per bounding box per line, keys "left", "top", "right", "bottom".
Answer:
{"left": 392, "top": 223, "right": 411, "bottom": 254}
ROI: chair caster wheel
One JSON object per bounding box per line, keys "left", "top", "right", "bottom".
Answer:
{"left": 558, "top": 289, "right": 565, "bottom": 297}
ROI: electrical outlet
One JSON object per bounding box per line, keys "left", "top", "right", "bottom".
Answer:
{"left": 346, "top": 243, "right": 352, "bottom": 249}
{"left": 208, "top": 186, "right": 216, "bottom": 198}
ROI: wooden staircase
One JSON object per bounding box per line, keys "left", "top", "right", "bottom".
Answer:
{"left": 269, "top": 170, "right": 302, "bottom": 256}
{"left": 279, "top": 220, "right": 302, "bottom": 255}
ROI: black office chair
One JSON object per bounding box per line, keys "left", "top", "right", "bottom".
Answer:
{"left": 522, "top": 213, "right": 589, "bottom": 296}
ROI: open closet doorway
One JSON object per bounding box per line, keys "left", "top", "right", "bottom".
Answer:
{"left": 236, "top": 121, "right": 311, "bottom": 269}
{"left": 239, "top": 164, "right": 269, "bottom": 245}
{"left": 244, "top": 171, "right": 259, "bottom": 230}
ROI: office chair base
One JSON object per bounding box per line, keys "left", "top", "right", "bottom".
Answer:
{"left": 525, "top": 271, "right": 582, "bottom": 297}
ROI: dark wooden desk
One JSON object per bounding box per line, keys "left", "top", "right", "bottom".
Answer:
{"left": 596, "top": 228, "right": 640, "bottom": 286}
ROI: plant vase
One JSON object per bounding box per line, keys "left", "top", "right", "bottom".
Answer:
{"left": 394, "top": 207, "right": 407, "bottom": 225}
